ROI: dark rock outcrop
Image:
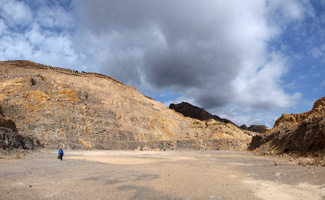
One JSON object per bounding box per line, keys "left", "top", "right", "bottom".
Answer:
{"left": 0, "top": 115, "right": 18, "bottom": 132}
{"left": 240, "top": 124, "right": 248, "bottom": 130}
{"left": 240, "top": 124, "right": 268, "bottom": 133}
{"left": 0, "top": 111, "right": 42, "bottom": 150}
{"left": 169, "top": 102, "right": 233, "bottom": 124}
{"left": 0, "top": 127, "right": 41, "bottom": 150}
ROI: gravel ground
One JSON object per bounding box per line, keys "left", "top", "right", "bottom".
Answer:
{"left": 0, "top": 150, "right": 324, "bottom": 200}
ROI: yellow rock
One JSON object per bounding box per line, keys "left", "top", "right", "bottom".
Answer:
{"left": 58, "top": 90, "right": 78, "bottom": 103}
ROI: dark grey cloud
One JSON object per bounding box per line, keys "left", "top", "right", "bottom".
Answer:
{"left": 75, "top": 0, "right": 267, "bottom": 109}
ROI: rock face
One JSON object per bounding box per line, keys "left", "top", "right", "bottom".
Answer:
{"left": 0, "top": 107, "right": 41, "bottom": 150}
{"left": 0, "top": 127, "right": 41, "bottom": 150}
{"left": 0, "top": 60, "right": 251, "bottom": 150}
{"left": 249, "top": 97, "right": 325, "bottom": 165}
{"left": 0, "top": 110, "right": 17, "bottom": 132}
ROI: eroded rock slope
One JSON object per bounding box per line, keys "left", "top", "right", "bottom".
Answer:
{"left": 0, "top": 60, "right": 251, "bottom": 150}
{"left": 249, "top": 97, "right": 325, "bottom": 165}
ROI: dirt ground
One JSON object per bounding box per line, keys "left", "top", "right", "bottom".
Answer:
{"left": 0, "top": 150, "right": 324, "bottom": 200}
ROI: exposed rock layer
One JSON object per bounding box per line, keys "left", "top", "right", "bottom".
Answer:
{"left": 0, "top": 60, "right": 251, "bottom": 150}
{"left": 0, "top": 108, "right": 41, "bottom": 150}
{"left": 249, "top": 97, "right": 325, "bottom": 165}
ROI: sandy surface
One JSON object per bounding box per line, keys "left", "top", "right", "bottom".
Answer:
{"left": 0, "top": 150, "right": 324, "bottom": 200}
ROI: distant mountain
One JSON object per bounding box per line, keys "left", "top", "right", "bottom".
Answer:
{"left": 169, "top": 102, "right": 269, "bottom": 134}
{"left": 169, "top": 102, "right": 234, "bottom": 124}
{"left": 240, "top": 124, "right": 269, "bottom": 133}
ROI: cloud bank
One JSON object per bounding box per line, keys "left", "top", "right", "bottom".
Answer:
{"left": 0, "top": 0, "right": 80, "bottom": 68}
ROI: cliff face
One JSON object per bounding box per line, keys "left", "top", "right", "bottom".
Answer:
{"left": 0, "top": 106, "right": 41, "bottom": 150}
{"left": 249, "top": 97, "right": 325, "bottom": 165}
{"left": 0, "top": 60, "right": 251, "bottom": 150}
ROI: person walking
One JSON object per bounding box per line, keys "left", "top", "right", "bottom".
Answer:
{"left": 58, "top": 148, "right": 64, "bottom": 161}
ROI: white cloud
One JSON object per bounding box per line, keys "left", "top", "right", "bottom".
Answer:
{"left": 266, "top": 0, "right": 313, "bottom": 23}
{"left": 0, "top": 36, "right": 33, "bottom": 60}
{"left": 309, "top": 43, "right": 325, "bottom": 59}
{"left": 36, "top": 4, "right": 76, "bottom": 30}
{"left": 232, "top": 53, "right": 293, "bottom": 110}
{"left": 0, "top": 20, "right": 9, "bottom": 35}
{"left": 0, "top": 0, "right": 82, "bottom": 69}
{"left": 312, "top": 80, "right": 325, "bottom": 92}
{"left": 1, "top": 0, "right": 33, "bottom": 28}
{"left": 25, "top": 23, "right": 45, "bottom": 44}
{"left": 42, "top": 35, "right": 78, "bottom": 64}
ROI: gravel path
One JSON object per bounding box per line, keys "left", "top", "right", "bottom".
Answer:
{"left": 0, "top": 150, "right": 324, "bottom": 200}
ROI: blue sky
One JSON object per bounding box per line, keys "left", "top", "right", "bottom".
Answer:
{"left": 0, "top": 0, "right": 324, "bottom": 127}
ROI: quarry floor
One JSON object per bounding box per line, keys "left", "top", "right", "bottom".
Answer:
{"left": 0, "top": 150, "right": 325, "bottom": 200}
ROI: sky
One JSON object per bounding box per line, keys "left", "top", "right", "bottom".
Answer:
{"left": 0, "top": 0, "right": 325, "bottom": 127}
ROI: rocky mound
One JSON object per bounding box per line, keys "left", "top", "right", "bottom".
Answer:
{"left": 0, "top": 60, "right": 251, "bottom": 150}
{"left": 249, "top": 97, "right": 325, "bottom": 166}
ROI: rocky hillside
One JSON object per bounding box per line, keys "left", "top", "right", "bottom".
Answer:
{"left": 0, "top": 60, "right": 251, "bottom": 150}
{"left": 249, "top": 97, "right": 325, "bottom": 165}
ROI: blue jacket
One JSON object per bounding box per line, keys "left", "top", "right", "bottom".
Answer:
{"left": 58, "top": 149, "right": 64, "bottom": 155}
